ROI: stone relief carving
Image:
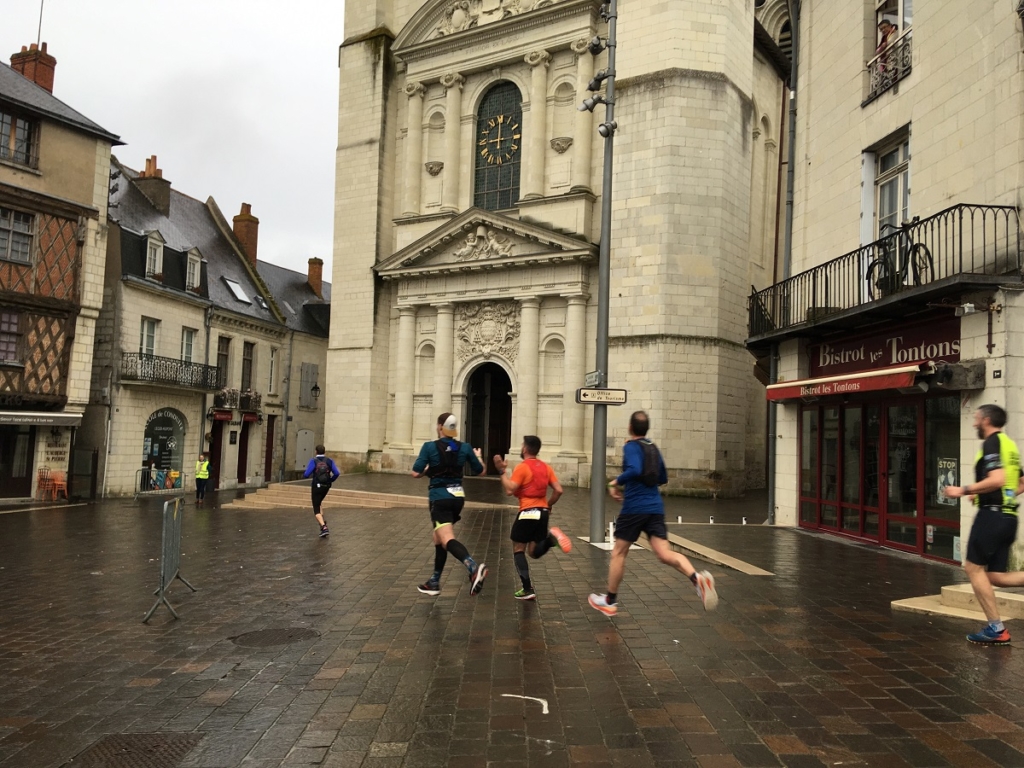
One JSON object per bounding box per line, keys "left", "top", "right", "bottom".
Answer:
{"left": 456, "top": 301, "right": 521, "bottom": 362}
{"left": 435, "top": 0, "right": 563, "bottom": 37}
{"left": 425, "top": 161, "right": 445, "bottom": 176}
{"left": 452, "top": 225, "right": 515, "bottom": 261}
{"left": 550, "top": 137, "right": 573, "bottom": 154}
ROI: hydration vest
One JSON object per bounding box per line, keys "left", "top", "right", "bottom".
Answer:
{"left": 426, "top": 439, "right": 464, "bottom": 480}
{"left": 518, "top": 457, "right": 551, "bottom": 500}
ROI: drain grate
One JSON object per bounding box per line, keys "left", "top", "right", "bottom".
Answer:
{"left": 63, "top": 733, "right": 204, "bottom": 768}
{"left": 232, "top": 627, "right": 321, "bottom": 647}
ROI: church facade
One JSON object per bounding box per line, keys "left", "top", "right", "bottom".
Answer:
{"left": 327, "top": 0, "right": 791, "bottom": 493}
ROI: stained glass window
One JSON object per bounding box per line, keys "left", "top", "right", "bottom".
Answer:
{"left": 474, "top": 82, "right": 523, "bottom": 211}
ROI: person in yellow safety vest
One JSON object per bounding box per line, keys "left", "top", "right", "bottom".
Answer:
{"left": 195, "top": 452, "right": 211, "bottom": 507}
{"left": 943, "top": 404, "right": 1024, "bottom": 645}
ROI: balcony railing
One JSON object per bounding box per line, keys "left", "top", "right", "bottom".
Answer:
{"left": 239, "top": 392, "right": 262, "bottom": 412}
{"left": 213, "top": 388, "right": 238, "bottom": 408}
{"left": 0, "top": 143, "right": 40, "bottom": 170}
{"left": 121, "top": 353, "right": 221, "bottom": 390}
{"left": 749, "top": 204, "right": 1021, "bottom": 339}
{"left": 864, "top": 28, "right": 912, "bottom": 105}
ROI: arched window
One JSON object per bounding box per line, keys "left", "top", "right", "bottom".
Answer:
{"left": 474, "top": 82, "right": 523, "bottom": 211}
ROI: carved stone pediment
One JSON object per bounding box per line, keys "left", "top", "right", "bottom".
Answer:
{"left": 456, "top": 300, "right": 521, "bottom": 362}
{"left": 376, "top": 208, "right": 596, "bottom": 280}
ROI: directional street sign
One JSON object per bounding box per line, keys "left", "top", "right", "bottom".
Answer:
{"left": 575, "top": 387, "right": 627, "bottom": 405}
{"left": 584, "top": 370, "right": 602, "bottom": 387}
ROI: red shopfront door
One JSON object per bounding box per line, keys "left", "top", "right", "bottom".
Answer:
{"left": 799, "top": 395, "right": 961, "bottom": 561}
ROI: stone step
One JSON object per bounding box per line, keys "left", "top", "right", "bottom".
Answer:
{"left": 940, "top": 583, "right": 1024, "bottom": 619}
{"left": 221, "top": 484, "right": 513, "bottom": 512}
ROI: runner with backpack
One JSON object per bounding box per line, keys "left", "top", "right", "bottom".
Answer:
{"left": 411, "top": 413, "right": 488, "bottom": 597}
{"left": 589, "top": 411, "right": 719, "bottom": 616}
{"left": 303, "top": 445, "right": 340, "bottom": 538}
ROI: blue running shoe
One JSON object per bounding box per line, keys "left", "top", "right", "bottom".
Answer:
{"left": 967, "top": 625, "right": 1010, "bottom": 645}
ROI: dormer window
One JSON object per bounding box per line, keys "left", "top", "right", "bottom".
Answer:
{"left": 0, "top": 109, "right": 38, "bottom": 169}
{"left": 145, "top": 233, "right": 164, "bottom": 278}
{"left": 186, "top": 249, "right": 201, "bottom": 290}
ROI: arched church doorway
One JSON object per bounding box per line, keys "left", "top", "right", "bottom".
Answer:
{"left": 466, "top": 363, "right": 512, "bottom": 475}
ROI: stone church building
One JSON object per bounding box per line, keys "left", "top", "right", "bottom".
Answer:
{"left": 327, "top": 0, "right": 792, "bottom": 493}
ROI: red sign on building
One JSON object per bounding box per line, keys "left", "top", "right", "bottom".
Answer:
{"left": 808, "top": 317, "right": 961, "bottom": 377}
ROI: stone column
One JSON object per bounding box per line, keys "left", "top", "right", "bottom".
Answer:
{"left": 523, "top": 51, "right": 551, "bottom": 201}
{"left": 570, "top": 39, "right": 595, "bottom": 193}
{"left": 517, "top": 298, "right": 541, "bottom": 437}
{"left": 561, "top": 296, "right": 587, "bottom": 455}
{"left": 433, "top": 303, "right": 455, "bottom": 415}
{"left": 392, "top": 305, "right": 417, "bottom": 449}
{"left": 440, "top": 72, "right": 465, "bottom": 213}
{"left": 402, "top": 82, "right": 426, "bottom": 217}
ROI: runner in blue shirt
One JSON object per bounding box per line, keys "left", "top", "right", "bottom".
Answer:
{"left": 411, "top": 412, "right": 488, "bottom": 597}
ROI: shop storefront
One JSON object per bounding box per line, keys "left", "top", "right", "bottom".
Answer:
{"left": 769, "top": 318, "right": 969, "bottom": 563}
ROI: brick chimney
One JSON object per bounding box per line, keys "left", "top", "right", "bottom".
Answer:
{"left": 10, "top": 42, "right": 56, "bottom": 93}
{"left": 232, "top": 203, "right": 259, "bottom": 264}
{"left": 307, "top": 258, "right": 324, "bottom": 298}
{"left": 135, "top": 155, "right": 172, "bottom": 216}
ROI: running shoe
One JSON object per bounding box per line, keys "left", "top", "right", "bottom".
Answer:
{"left": 588, "top": 593, "right": 618, "bottom": 616}
{"left": 417, "top": 580, "right": 441, "bottom": 596}
{"left": 469, "top": 563, "right": 488, "bottom": 595}
{"left": 514, "top": 588, "right": 536, "bottom": 601}
{"left": 695, "top": 571, "right": 718, "bottom": 611}
{"left": 549, "top": 526, "right": 572, "bottom": 553}
{"left": 967, "top": 625, "right": 1011, "bottom": 645}
{"left": 319, "top": 525, "right": 330, "bottom": 538}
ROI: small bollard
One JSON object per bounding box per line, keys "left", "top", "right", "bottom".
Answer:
{"left": 742, "top": 517, "right": 747, "bottom": 525}
{"left": 676, "top": 515, "right": 682, "bottom": 523}
{"left": 608, "top": 521, "right": 615, "bottom": 541}
{"left": 709, "top": 515, "right": 714, "bottom": 524}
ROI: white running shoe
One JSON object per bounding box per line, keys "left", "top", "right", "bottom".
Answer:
{"left": 695, "top": 571, "right": 718, "bottom": 611}
{"left": 588, "top": 593, "right": 618, "bottom": 616}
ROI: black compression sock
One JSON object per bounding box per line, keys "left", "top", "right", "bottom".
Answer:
{"left": 433, "top": 545, "right": 448, "bottom": 581}
{"left": 514, "top": 551, "right": 532, "bottom": 589}
{"left": 607, "top": 592, "right": 617, "bottom": 605}
{"left": 531, "top": 535, "right": 554, "bottom": 559}
{"left": 689, "top": 573, "right": 699, "bottom": 585}
{"left": 446, "top": 538, "right": 471, "bottom": 564}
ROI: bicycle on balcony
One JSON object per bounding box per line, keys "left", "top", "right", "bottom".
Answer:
{"left": 865, "top": 217, "right": 934, "bottom": 301}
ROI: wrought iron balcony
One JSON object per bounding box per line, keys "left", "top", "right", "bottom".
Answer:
{"left": 748, "top": 204, "right": 1021, "bottom": 343}
{"left": 239, "top": 392, "right": 262, "bottom": 412}
{"left": 864, "top": 29, "right": 912, "bottom": 105}
{"left": 121, "top": 353, "right": 221, "bottom": 391}
{"left": 213, "top": 388, "right": 238, "bottom": 408}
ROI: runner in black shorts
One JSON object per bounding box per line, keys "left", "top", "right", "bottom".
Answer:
{"left": 943, "top": 404, "right": 1024, "bottom": 645}
{"left": 494, "top": 436, "right": 571, "bottom": 601}
{"left": 589, "top": 411, "right": 718, "bottom": 616}
{"left": 411, "top": 413, "right": 488, "bottom": 597}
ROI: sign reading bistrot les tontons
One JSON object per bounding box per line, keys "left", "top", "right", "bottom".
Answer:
{"left": 808, "top": 317, "right": 961, "bottom": 378}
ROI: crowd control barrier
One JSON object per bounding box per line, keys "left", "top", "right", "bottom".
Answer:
{"left": 143, "top": 498, "right": 197, "bottom": 623}
{"left": 134, "top": 468, "right": 189, "bottom": 500}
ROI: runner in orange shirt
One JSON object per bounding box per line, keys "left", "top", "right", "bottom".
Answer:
{"left": 493, "top": 435, "right": 572, "bottom": 600}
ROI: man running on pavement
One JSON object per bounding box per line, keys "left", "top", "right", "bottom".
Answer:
{"left": 589, "top": 410, "right": 719, "bottom": 616}
{"left": 412, "top": 413, "right": 488, "bottom": 597}
{"left": 494, "top": 435, "right": 572, "bottom": 600}
{"left": 303, "top": 445, "right": 340, "bottom": 538}
{"left": 943, "top": 404, "right": 1024, "bottom": 645}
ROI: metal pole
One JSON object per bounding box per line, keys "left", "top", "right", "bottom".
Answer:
{"left": 589, "top": 0, "right": 618, "bottom": 544}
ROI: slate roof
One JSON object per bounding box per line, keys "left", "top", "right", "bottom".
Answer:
{"left": 257, "top": 260, "right": 331, "bottom": 338}
{"left": 0, "top": 62, "right": 120, "bottom": 144}
{"left": 109, "top": 157, "right": 282, "bottom": 328}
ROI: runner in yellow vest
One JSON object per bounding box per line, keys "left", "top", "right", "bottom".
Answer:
{"left": 943, "top": 404, "right": 1024, "bottom": 644}
{"left": 195, "top": 452, "right": 211, "bottom": 507}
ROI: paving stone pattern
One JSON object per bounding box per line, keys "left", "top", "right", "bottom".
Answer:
{"left": 1, "top": 481, "right": 1024, "bottom": 767}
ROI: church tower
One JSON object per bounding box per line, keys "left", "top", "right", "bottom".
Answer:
{"left": 327, "top": 0, "right": 788, "bottom": 493}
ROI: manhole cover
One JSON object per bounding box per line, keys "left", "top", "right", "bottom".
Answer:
{"left": 63, "top": 733, "right": 204, "bottom": 767}
{"left": 232, "top": 628, "right": 321, "bottom": 647}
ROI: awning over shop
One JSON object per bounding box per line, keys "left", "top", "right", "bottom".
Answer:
{"left": 0, "top": 411, "right": 82, "bottom": 427}
{"left": 766, "top": 364, "right": 926, "bottom": 402}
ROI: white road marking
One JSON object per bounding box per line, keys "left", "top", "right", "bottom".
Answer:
{"left": 500, "top": 694, "right": 549, "bottom": 714}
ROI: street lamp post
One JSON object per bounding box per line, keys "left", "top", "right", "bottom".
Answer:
{"left": 579, "top": 1, "right": 619, "bottom": 544}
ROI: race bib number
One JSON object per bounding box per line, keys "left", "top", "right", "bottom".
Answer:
{"left": 446, "top": 485, "right": 465, "bottom": 498}
{"left": 518, "top": 509, "right": 542, "bottom": 520}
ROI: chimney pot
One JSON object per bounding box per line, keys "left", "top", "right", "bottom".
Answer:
{"left": 232, "top": 203, "right": 260, "bottom": 265}
{"left": 10, "top": 41, "right": 57, "bottom": 93}
{"left": 134, "top": 155, "right": 172, "bottom": 216}
{"left": 308, "top": 257, "right": 324, "bottom": 299}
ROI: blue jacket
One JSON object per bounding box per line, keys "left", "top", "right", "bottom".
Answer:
{"left": 304, "top": 455, "right": 340, "bottom": 488}
{"left": 616, "top": 439, "right": 667, "bottom": 515}
{"left": 412, "top": 438, "right": 484, "bottom": 502}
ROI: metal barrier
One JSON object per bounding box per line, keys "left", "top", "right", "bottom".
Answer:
{"left": 134, "top": 468, "right": 189, "bottom": 500}
{"left": 143, "top": 498, "right": 197, "bottom": 623}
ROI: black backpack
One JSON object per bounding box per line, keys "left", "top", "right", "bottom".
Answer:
{"left": 426, "top": 439, "right": 463, "bottom": 479}
{"left": 638, "top": 439, "right": 662, "bottom": 487}
{"left": 313, "top": 457, "right": 333, "bottom": 485}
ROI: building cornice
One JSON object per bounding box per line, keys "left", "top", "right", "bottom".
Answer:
{"left": 0, "top": 180, "right": 99, "bottom": 220}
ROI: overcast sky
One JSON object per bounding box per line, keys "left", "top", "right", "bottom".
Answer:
{"left": 3, "top": 0, "right": 344, "bottom": 276}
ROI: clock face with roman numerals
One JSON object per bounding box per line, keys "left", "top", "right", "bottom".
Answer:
{"left": 478, "top": 114, "right": 521, "bottom": 165}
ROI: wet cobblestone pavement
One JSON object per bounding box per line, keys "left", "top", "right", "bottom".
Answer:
{"left": 1, "top": 478, "right": 1023, "bottom": 767}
